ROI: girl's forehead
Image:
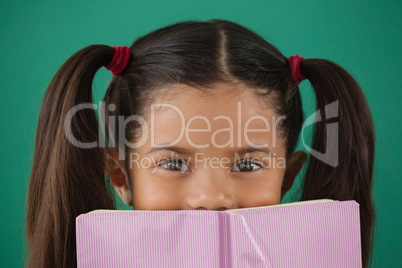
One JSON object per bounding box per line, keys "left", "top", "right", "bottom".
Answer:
{"left": 151, "top": 83, "right": 275, "bottom": 119}
{"left": 143, "top": 83, "right": 285, "bottom": 156}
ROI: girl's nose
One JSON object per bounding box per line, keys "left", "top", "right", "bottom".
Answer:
{"left": 185, "top": 171, "right": 236, "bottom": 211}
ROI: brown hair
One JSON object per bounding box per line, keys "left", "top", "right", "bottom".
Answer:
{"left": 27, "top": 19, "right": 375, "bottom": 267}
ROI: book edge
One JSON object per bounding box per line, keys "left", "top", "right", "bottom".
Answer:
{"left": 84, "top": 199, "right": 338, "bottom": 215}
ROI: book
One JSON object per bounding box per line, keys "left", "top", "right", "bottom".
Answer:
{"left": 76, "top": 200, "right": 362, "bottom": 268}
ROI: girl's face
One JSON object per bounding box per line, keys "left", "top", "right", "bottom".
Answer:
{"left": 108, "top": 83, "right": 305, "bottom": 210}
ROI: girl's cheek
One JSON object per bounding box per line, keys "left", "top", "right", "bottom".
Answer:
{"left": 234, "top": 179, "right": 282, "bottom": 208}
{"left": 132, "top": 169, "right": 185, "bottom": 210}
{"left": 230, "top": 165, "right": 285, "bottom": 207}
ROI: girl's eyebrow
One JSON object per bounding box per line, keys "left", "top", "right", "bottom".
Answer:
{"left": 147, "top": 146, "right": 193, "bottom": 156}
{"left": 146, "top": 146, "right": 273, "bottom": 156}
{"left": 235, "top": 147, "right": 273, "bottom": 156}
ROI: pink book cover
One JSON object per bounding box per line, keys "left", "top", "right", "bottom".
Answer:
{"left": 76, "top": 200, "right": 362, "bottom": 268}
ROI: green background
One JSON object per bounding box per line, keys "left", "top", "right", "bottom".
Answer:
{"left": 1, "top": 0, "right": 401, "bottom": 267}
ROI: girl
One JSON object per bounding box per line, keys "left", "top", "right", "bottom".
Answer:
{"left": 26, "top": 19, "right": 375, "bottom": 267}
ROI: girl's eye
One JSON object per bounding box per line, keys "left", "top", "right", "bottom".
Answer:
{"left": 158, "top": 158, "right": 191, "bottom": 172}
{"left": 232, "top": 159, "right": 263, "bottom": 172}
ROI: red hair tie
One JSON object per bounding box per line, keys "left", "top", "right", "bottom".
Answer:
{"left": 105, "top": 46, "right": 131, "bottom": 75}
{"left": 288, "top": 55, "right": 306, "bottom": 84}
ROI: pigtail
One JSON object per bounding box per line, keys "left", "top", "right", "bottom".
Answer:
{"left": 26, "top": 45, "right": 117, "bottom": 268}
{"left": 300, "top": 59, "right": 375, "bottom": 268}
